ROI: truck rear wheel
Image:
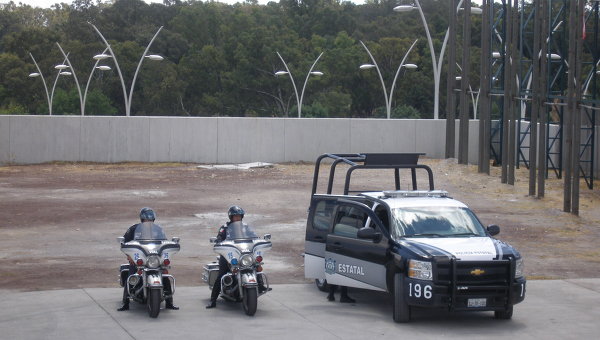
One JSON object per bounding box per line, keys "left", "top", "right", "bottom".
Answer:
{"left": 315, "top": 279, "right": 329, "bottom": 292}
{"left": 393, "top": 273, "right": 410, "bottom": 323}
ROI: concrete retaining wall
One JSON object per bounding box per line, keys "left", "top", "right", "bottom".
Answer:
{"left": 0, "top": 116, "right": 479, "bottom": 165}
{"left": 0, "top": 116, "right": 597, "bottom": 178}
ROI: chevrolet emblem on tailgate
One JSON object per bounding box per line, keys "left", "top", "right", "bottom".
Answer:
{"left": 470, "top": 268, "right": 485, "bottom": 276}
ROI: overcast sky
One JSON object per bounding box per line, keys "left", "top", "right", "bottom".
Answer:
{"left": 9, "top": 0, "right": 372, "bottom": 8}
{"left": 10, "top": 0, "right": 487, "bottom": 9}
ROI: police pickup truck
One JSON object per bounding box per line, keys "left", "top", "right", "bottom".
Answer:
{"left": 304, "top": 153, "right": 526, "bottom": 322}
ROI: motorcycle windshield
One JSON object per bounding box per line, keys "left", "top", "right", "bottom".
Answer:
{"left": 133, "top": 222, "right": 167, "bottom": 241}
{"left": 225, "top": 221, "right": 258, "bottom": 240}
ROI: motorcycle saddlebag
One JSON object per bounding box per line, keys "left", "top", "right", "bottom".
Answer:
{"left": 202, "top": 262, "right": 220, "bottom": 288}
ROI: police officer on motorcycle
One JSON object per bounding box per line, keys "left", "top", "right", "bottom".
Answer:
{"left": 206, "top": 206, "right": 268, "bottom": 309}
{"left": 118, "top": 207, "right": 179, "bottom": 311}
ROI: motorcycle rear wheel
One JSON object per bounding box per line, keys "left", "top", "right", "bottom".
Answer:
{"left": 242, "top": 287, "right": 258, "bottom": 316}
{"left": 147, "top": 288, "right": 161, "bottom": 318}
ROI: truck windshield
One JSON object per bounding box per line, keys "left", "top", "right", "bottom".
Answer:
{"left": 390, "top": 206, "right": 486, "bottom": 240}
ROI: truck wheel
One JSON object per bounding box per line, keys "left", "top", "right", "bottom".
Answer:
{"left": 315, "top": 279, "right": 329, "bottom": 292}
{"left": 393, "top": 273, "right": 410, "bottom": 323}
{"left": 494, "top": 305, "right": 513, "bottom": 319}
{"left": 243, "top": 287, "right": 258, "bottom": 316}
{"left": 147, "top": 288, "right": 161, "bottom": 318}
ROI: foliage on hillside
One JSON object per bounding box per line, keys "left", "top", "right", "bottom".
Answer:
{"left": 0, "top": 0, "right": 483, "bottom": 117}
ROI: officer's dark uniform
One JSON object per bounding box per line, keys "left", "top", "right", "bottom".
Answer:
{"left": 207, "top": 222, "right": 232, "bottom": 306}
{"left": 118, "top": 221, "right": 178, "bottom": 311}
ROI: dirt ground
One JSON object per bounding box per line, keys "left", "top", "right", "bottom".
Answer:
{"left": 0, "top": 158, "right": 599, "bottom": 292}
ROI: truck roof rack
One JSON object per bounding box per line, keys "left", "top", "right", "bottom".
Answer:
{"left": 310, "top": 153, "right": 434, "bottom": 196}
{"left": 381, "top": 190, "right": 448, "bottom": 198}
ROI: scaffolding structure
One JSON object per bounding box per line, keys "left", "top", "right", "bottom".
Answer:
{"left": 467, "top": 0, "right": 597, "bottom": 215}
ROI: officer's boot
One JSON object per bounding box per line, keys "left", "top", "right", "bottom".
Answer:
{"left": 339, "top": 286, "right": 356, "bottom": 303}
{"left": 327, "top": 286, "right": 335, "bottom": 301}
{"left": 117, "top": 299, "right": 129, "bottom": 311}
{"left": 165, "top": 297, "right": 179, "bottom": 310}
{"left": 117, "top": 287, "right": 130, "bottom": 311}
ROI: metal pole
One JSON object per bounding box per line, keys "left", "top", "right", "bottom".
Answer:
{"left": 478, "top": 0, "right": 491, "bottom": 174}
{"left": 538, "top": 0, "right": 549, "bottom": 198}
{"left": 83, "top": 47, "right": 109, "bottom": 116}
{"left": 360, "top": 40, "right": 418, "bottom": 119}
{"left": 50, "top": 55, "right": 69, "bottom": 116}
{"left": 529, "top": 0, "right": 542, "bottom": 196}
{"left": 507, "top": 0, "right": 519, "bottom": 185}
{"left": 90, "top": 23, "right": 130, "bottom": 116}
{"left": 571, "top": 0, "right": 584, "bottom": 215}
{"left": 28, "top": 53, "right": 52, "bottom": 115}
{"left": 388, "top": 39, "right": 419, "bottom": 117}
{"left": 501, "top": 0, "right": 512, "bottom": 183}
{"left": 56, "top": 43, "right": 84, "bottom": 116}
{"left": 446, "top": 0, "right": 458, "bottom": 158}
{"left": 127, "top": 26, "right": 163, "bottom": 116}
{"left": 458, "top": 0, "right": 472, "bottom": 165}
{"left": 564, "top": 0, "right": 577, "bottom": 212}
{"left": 298, "top": 52, "right": 324, "bottom": 118}
{"left": 276, "top": 52, "right": 301, "bottom": 118}
{"left": 360, "top": 41, "right": 390, "bottom": 119}
{"left": 414, "top": 0, "right": 441, "bottom": 119}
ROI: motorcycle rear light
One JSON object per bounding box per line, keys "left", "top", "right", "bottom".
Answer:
{"left": 137, "top": 269, "right": 143, "bottom": 275}
{"left": 136, "top": 259, "right": 143, "bottom": 266}
{"left": 163, "top": 259, "right": 171, "bottom": 266}
{"left": 256, "top": 256, "right": 263, "bottom": 263}
{"left": 163, "top": 269, "right": 169, "bottom": 274}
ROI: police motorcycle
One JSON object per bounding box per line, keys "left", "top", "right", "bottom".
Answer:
{"left": 202, "top": 221, "right": 272, "bottom": 316}
{"left": 118, "top": 222, "right": 180, "bottom": 318}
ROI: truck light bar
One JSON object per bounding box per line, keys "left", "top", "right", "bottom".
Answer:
{"left": 382, "top": 190, "right": 449, "bottom": 198}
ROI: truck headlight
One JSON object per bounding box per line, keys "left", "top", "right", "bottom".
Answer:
{"left": 515, "top": 258, "right": 524, "bottom": 278}
{"left": 408, "top": 260, "right": 433, "bottom": 281}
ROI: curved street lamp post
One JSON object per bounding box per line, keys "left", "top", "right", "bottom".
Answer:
{"left": 359, "top": 39, "right": 419, "bottom": 119}
{"left": 394, "top": 0, "right": 481, "bottom": 119}
{"left": 275, "top": 51, "right": 324, "bottom": 118}
{"left": 28, "top": 53, "right": 72, "bottom": 116}
{"left": 56, "top": 43, "right": 87, "bottom": 116}
{"left": 82, "top": 47, "right": 112, "bottom": 115}
{"left": 90, "top": 23, "right": 164, "bottom": 116}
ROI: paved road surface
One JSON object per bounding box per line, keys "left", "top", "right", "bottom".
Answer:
{"left": 1, "top": 279, "right": 599, "bottom": 339}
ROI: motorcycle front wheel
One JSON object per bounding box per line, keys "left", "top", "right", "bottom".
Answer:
{"left": 147, "top": 288, "right": 161, "bottom": 318}
{"left": 242, "top": 287, "right": 258, "bottom": 316}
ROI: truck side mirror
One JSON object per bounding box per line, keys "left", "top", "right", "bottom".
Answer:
{"left": 172, "top": 237, "right": 180, "bottom": 244}
{"left": 264, "top": 234, "right": 271, "bottom": 240}
{"left": 487, "top": 224, "right": 500, "bottom": 236}
{"left": 117, "top": 236, "right": 124, "bottom": 244}
{"left": 357, "top": 227, "right": 381, "bottom": 243}
{"left": 210, "top": 237, "right": 217, "bottom": 243}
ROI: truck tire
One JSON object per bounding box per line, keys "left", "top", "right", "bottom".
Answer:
{"left": 494, "top": 305, "right": 513, "bottom": 319}
{"left": 315, "top": 279, "right": 329, "bottom": 292}
{"left": 393, "top": 273, "right": 410, "bottom": 323}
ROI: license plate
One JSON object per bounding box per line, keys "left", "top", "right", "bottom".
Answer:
{"left": 467, "top": 298, "right": 486, "bottom": 308}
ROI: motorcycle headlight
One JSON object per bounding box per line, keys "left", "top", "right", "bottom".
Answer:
{"left": 408, "top": 260, "right": 433, "bottom": 281}
{"left": 147, "top": 255, "right": 160, "bottom": 269}
{"left": 240, "top": 254, "right": 254, "bottom": 267}
{"left": 515, "top": 258, "right": 524, "bottom": 278}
